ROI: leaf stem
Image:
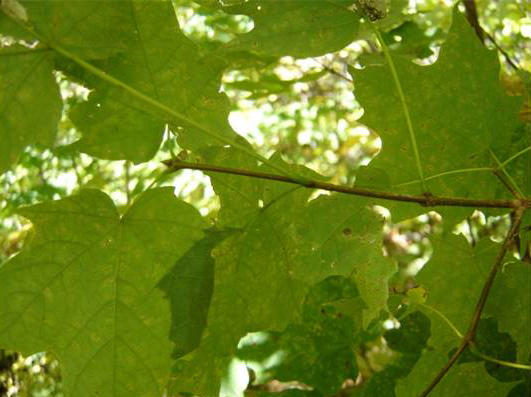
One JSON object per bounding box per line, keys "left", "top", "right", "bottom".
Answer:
{"left": 371, "top": 26, "right": 426, "bottom": 192}
{"left": 395, "top": 144, "right": 530, "bottom": 192}
{"left": 417, "top": 302, "right": 531, "bottom": 371}
{"left": 469, "top": 344, "right": 531, "bottom": 371}
{"left": 418, "top": 207, "right": 526, "bottom": 397}
{"left": 162, "top": 159, "right": 530, "bottom": 210}
{"left": 395, "top": 167, "right": 493, "bottom": 188}
{"left": 499, "top": 145, "right": 531, "bottom": 169}
{"left": 2, "top": 12, "right": 307, "bottom": 184}
{"left": 489, "top": 149, "right": 524, "bottom": 197}
{"left": 417, "top": 302, "right": 463, "bottom": 339}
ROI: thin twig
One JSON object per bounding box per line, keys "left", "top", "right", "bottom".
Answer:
{"left": 462, "top": 0, "right": 485, "bottom": 42}
{"left": 493, "top": 169, "right": 521, "bottom": 198}
{"left": 490, "top": 149, "right": 524, "bottom": 198}
{"left": 485, "top": 32, "right": 520, "bottom": 71}
{"left": 313, "top": 59, "right": 353, "bottom": 83}
{"left": 162, "top": 159, "right": 530, "bottom": 210}
{"left": 462, "top": 0, "right": 522, "bottom": 196}
{"left": 418, "top": 207, "right": 525, "bottom": 397}
{"left": 417, "top": 302, "right": 531, "bottom": 370}
{"left": 462, "top": 0, "right": 519, "bottom": 70}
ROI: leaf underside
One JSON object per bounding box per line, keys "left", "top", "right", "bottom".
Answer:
{"left": 0, "top": 2, "right": 529, "bottom": 397}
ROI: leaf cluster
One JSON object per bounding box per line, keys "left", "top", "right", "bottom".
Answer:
{"left": 0, "top": 1, "right": 530, "bottom": 397}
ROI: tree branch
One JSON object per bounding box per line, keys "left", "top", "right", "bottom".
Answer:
{"left": 162, "top": 159, "right": 530, "bottom": 210}
{"left": 418, "top": 207, "right": 525, "bottom": 397}
{"left": 493, "top": 168, "right": 520, "bottom": 198}
{"left": 462, "top": 0, "right": 484, "bottom": 42}
{"left": 462, "top": 0, "right": 520, "bottom": 70}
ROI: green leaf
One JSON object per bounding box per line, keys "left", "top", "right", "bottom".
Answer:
{"left": 0, "top": 188, "right": 207, "bottom": 397}
{"left": 159, "top": 230, "right": 230, "bottom": 359}
{"left": 222, "top": 0, "right": 360, "bottom": 58}
{"left": 267, "top": 314, "right": 358, "bottom": 395}
{"left": 204, "top": 147, "right": 395, "bottom": 324}
{"left": 491, "top": 123, "right": 531, "bottom": 198}
{"left": 225, "top": 70, "right": 327, "bottom": 98}
{"left": 386, "top": 311, "right": 430, "bottom": 354}
{"left": 507, "top": 380, "right": 531, "bottom": 397}
{"left": 484, "top": 261, "right": 531, "bottom": 362}
{"left": 353, "top": 311, "right": 430, "bottom": 397}
{"left": 171, "top": 158, "right": 313, "bottom": 396}
{"left": 456, "top": 318, "right": 522, "bottom": 382}
{"left": 417, "top": 234, "right": 530, "bottom": 359}
{"left": 170, "top": 154, "right": 392, "bottom": 396}
{"left": 398, "top": 234, "right": 530, "bottom": 396}
{"left": 238, "top": 276, "right": 365, "bottom": 395}
{"left": 201, "top": 142, "right": 264, "bottom": 228}
{"left": 0, "top": 0, "right": 134, "bottom": 59}
{"left": 352, "top": 165, "right": 427, "bottom": 223}
{"left": 68, "top": 0, "right": 237, "bottom": 162}
{"left": 0, "top": 45, "right": 62, "bottom": 174}
{"left": 381, "top": 21, "right": 438, "bottom": 59}
{"left": 416, "top": 235, "right": 494, "bottom": 348}
{"left": 302, "top": 274, "right": 365, "bottom": 324}
{"left": 396, "top": 359, "right": 516, "bottom": 397}
{"left": 351, "top": 9, "right": 523, "bottom": 198}
{"left": 1, "top": 2, "right": 529, "bottom": 396}
{"left": 295, "top": 194, "right": 396, "bottom": 325}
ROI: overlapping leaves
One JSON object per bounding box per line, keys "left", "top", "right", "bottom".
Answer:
{"left": 0, "top": 0, "right": 238, "bottom": 170}
{"left": 170, "top": 149, "right": 393, "bottom": 396}
{"left": 0, "top": 0, "right": 134, "bottom": 173}
{"left": 221, "top": 0, "right": 360, "bottom": 58}
{"left": 0, "top": 188, "right": 207, "bottom": 397}
{"left": 351, "top": 10, "right": 524, "bottom": 200}
{"left": 396, "top": 233, "right": 530, "bottom": 397}
{"left": 236, "top": 276, "right": 364, "bottom": 395}
{"left": 0, "top": 1, "right": 530, "bottom": 397}
{"left": 68, "top": 0, "right": 237, "bottom": 161}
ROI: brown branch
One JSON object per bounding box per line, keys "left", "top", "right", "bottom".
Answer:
{"left": 418, "top": 207, "right": 525, "bottom": 397}
{"left": 485, "top": 32, "right": 520, "bottom": 71}
{"left": 493, "top": 168, "right": 521, "bottom": 198}
{"left": 462, "top": 0, "right": 519, "bottom": 70}
{"left": 162, "top": 159, "right": 530, "bottom": 210}
{"left": 463, "top": 0, "right": 485, "bottom": 42}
